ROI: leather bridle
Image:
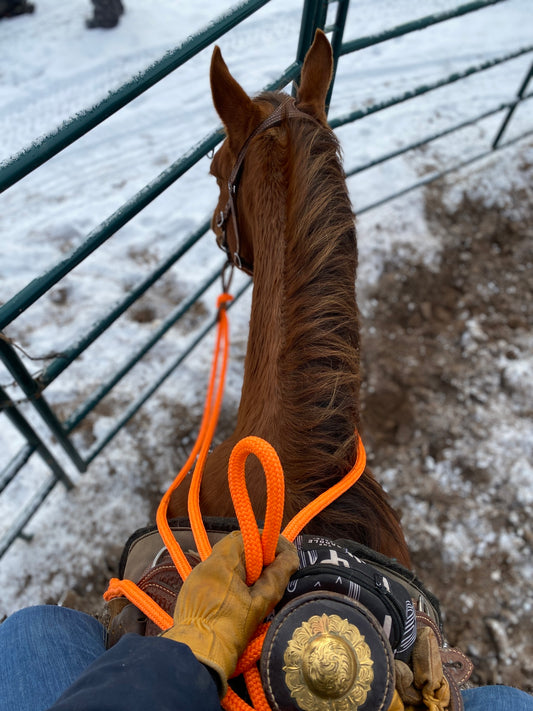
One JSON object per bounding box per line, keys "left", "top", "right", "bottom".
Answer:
{"left": 214, "top": 97, "right": 318, "bottom": 276}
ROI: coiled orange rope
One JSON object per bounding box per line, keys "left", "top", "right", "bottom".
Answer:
{"left": 104, "top": 290, "right": 367, "bottom": 711}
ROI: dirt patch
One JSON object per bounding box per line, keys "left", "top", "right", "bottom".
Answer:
{"left": 360, "top": 180, "right": 533, "bottom": 690}
{"left": 126, "top": 272, "right": 209, "bottom": 330}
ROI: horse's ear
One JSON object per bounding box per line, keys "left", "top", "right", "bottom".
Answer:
{"left": 296, "top": 29, "right": 333, "bottom": 123}
{"left": 210, "top": 46, "right": 259, "bottom": 151}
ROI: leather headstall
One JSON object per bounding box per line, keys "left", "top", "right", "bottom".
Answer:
{"left": 215, "top": 96, "right": 318, "bottom": 275}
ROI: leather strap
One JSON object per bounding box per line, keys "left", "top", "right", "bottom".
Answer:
{"left": 416, "top": 612, "right": 473, "bottom": 711}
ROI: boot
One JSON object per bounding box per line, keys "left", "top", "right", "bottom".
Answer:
{"left": 86, "top": 0, "right": 124, "bottom": 29}
{"left": 0, "top": 0, "right": 35, "bottom": 18}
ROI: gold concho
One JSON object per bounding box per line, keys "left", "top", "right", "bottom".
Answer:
{"left": 283, "top": 613, "right": 374, "bottom": 711}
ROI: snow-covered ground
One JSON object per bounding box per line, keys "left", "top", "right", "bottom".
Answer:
{"left": 1, "top": 1, "right": 532, "bottom": 684}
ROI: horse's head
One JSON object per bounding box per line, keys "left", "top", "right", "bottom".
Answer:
{"left": 209, "top": 29, "right": 333, "bottom": 274}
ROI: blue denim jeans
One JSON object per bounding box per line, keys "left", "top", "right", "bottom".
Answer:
{"left": 0, "top": 605, "right": 106, "bottom": 711}
{"left": 1, "top": 605, "right": 532, "bottom": 711}
{"left": 461, "top": 686, "right": 533, "bottom": 710}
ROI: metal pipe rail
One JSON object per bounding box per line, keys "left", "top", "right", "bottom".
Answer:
{"left": 329, "top": 48, "right": 533, "bottom": 131}
{"left": 0, "top": 0, "right": 272, "bottom": 194}
{"left": 1, "top": 0, "right": 531, "bottom": 558}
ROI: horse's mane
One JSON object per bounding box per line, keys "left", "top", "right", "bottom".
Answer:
{"left": 273, "top": 95, "right": 360, "bottom": 473}
{"left": 252, "top": 93, "right": 404, "bottom": 550}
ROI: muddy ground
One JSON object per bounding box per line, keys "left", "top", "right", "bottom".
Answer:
{"left": 62, "top": 162, "right": 533, "bottom": 694}
{"left": 360, "top": 179, "right": 533, "bottom": 691}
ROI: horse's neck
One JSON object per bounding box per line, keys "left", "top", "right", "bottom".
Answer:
{"left": 235, "top": 226, "right": 290, "bottom": 436}
{"left": 196, "top": 141, "right": 410, "bottom": 568}
{"left": 234, "top": 181, "right": 360, "bottom": 473}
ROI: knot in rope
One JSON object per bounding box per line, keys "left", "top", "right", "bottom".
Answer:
{"left": 217, "top": 291, "right": 234, "bottom": 311}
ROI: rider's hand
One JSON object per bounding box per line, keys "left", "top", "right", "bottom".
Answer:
{"left": 162, "top": 530, "right": 299, "bottom": 696}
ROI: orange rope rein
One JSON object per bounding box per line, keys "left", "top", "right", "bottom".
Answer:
{"left": 283, "top": 434, "right": 366, "bottom": 542}
{"left": 187, "top": 294, "right": 233, "bottom": 562}
{"left": 104, "top": 293, "right": 232, "bottom": 607}
{"left": 104, "top": 289, "right": 367, "bottom": 710}
{"left": 104, "top": 579, "right": 173, "bottom": 631}
{"left": 232, "top": 623, "right": 269, "bottom": 677}
{"left": 228, "top": 436, "right": 285, "bottom": 585}
{"left": 158, "top": 292, "right": 233, "bottom": 575}
{"left": 244, "top": 666, "right": 272, "bottom": 711}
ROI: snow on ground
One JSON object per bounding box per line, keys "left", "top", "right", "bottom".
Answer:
{"left": 0, "top": 1, "right": 532, "bottom": 684}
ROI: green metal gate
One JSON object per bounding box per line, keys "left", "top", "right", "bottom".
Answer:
{"left": 1, "top": 0, "right": 531, "bottom": 558}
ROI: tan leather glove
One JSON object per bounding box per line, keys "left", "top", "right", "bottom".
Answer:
{"left": 162, "top": 530, "right": 299, "bottom": 696}
{"left": 389, "top": 689, "right": 406, "bottom": 711}
{"left": 392, "top": 626, "right": 451, "bottom": 711}
{"left": 410, "top": 626, "right": 450, "bottom": 710}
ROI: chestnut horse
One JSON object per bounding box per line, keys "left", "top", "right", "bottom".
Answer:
{"left": 169, "top": 30, "right": 410, "bottom": 568}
